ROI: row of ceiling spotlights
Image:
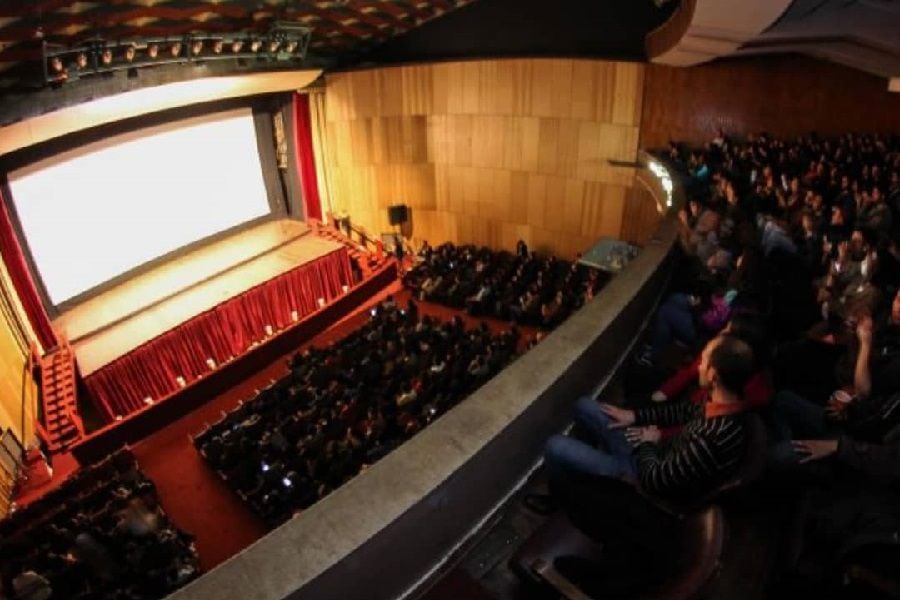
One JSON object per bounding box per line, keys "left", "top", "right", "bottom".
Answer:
{"left": 46, "top": 35, "right": 304, "bottom": 77}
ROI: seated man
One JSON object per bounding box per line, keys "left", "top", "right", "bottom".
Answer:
{"left": 545, "top": 333, "right": 755, "bottom": 502}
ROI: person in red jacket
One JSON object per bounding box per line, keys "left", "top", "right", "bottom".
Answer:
{"left": 651, "top": 311, "right": 772, "bottom": 409}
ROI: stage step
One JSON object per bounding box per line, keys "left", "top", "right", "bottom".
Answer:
{"left": 37, "top": 340, "right": 85, "bottom": 454}
{"left": 313, "top": 224, "right": 390, "bottom": 280}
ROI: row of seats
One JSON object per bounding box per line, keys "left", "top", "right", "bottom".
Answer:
{"left": 0, "top": 449, "right": 199, "bottom": 600}
{"left": 193, "top": 300, "right": 519, "bottom": 527}
{"left": 403, "top": 241, "right": 608, "bottom": 329}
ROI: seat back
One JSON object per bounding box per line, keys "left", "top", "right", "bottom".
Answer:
{"left": 646, "top": 505, "right": 725, "bottom": 600}
{"left": 719, "top": 412, "right": 768, "bottom": 492}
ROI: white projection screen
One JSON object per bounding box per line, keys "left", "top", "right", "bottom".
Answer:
{"left": 8, "top": 108, "right": 272, "bottom": 306}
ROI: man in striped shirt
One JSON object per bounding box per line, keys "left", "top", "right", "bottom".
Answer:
{"left": 544, "top": 333, "right": 754, "bottom": 502}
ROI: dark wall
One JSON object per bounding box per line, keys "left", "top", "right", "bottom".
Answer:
{"left": 353, "top": 0, "right": 675, "bottom": 66}
{"left": 640, "top": 54, "right": 900, "bottom": 148}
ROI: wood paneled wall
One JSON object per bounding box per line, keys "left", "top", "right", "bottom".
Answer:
{"left": 323, "top": 59, "right": 659, "bottom": 258}
{"left": 641, "top": 55, "right": 900, "bottom": 149}
{"left": 0, "top": 257, "right": 37, "bottom": 502}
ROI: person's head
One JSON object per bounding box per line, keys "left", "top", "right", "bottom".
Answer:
{"left": 698, "top": 334, "right": 755, "bottom": 397}
{"left": 831, "top": 205, "right": 846, "bottom": 226}
{"left": 723, "top": 311, "right": 769, "bottom": 367}
{"left": 801, "top": 211, "right": 817, "bottom": 234}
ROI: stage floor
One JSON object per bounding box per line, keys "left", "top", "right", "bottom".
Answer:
{"left": 55, "top": 219, "right": 342, "bottom": 376}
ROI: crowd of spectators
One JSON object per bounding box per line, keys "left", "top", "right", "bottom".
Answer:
{"left": 541, "top": 130, "right": 900, "bottom": 596}
{"left": 194, "top": 298, "right": 519, "bottom": 527}
{"left": 402, "top": 241, "right": 608, "bottom": 329}
{"left": 0, "top": 449, "right": 198, "bottom": 600}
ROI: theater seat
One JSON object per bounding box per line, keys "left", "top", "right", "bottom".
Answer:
{"left": 511, "top": 512, "right": 603, "bottom": 587}
{"left": 511, "top": 414, "right": 766, "bottom": 598}
{"left": 643, "top": 505, "right": 725, "bottom": 599}
{"left": 512, "top": 506, "right": 724, "bottom": 599}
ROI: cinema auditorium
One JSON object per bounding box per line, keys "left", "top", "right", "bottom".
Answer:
{"left": 1, "top": 1, "right": 899, "bottom": 598}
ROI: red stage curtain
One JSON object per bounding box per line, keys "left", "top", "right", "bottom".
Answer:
{"left": 0, "top": 187, "right": 57, "bottom": 350}
{"left": 293, "top": 93, "right": 323, "bottom": 222}
{"left": 84, "top": 248, "right": 352, "bottom": 421}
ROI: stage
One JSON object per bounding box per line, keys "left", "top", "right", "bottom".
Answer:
{"left": 55, "top": 219, "right": 340, "bottom": 376}
{"left": 53, "top": 218, "right": 363, "bottom": 422}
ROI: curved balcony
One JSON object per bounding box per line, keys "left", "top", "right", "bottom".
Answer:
{"left": 168, "top": 150, "right": 684, "bottom": 600}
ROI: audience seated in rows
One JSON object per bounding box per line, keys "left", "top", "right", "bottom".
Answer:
{"left": 0, "top": 449, "right": 199, "bottom": 600}
{"left": 403, "top": 241, "right": 608, "bottom": 329}
{"left": 538, "top": 130, "right": 900, "bottom": 597}
{"left": 194, "top": 299, "right": 518, "bottom": 527}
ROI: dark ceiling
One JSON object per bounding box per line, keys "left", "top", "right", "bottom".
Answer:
{"left": 0, "top": 0, "right": 676, "bottom": 110}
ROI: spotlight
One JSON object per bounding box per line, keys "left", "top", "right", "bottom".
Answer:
{"left": 250, "top": 39, "right": 262, "bottom": 52}
{"left": 101, "top": 48, "right": 113, "bottom": 65}
{"left": 170, "top": 41, "right": 182, "bottom": 57}
{"left": 212, "top": 39, "right": 224, "bottom": 54}
{"left": 124, "top": 44, "right": 136, "bottom": 62}
{"left": 49, "top": 56, "right": 64, "bottom": 73}
{"left": 147, "top": 43, "right": 159, "bottom": 58}
{"left": 191, "top": 39, "right": 203, "bottom": 56}
{"left": 231, "top": 39, "right": 244, "bottom": 53}
{"left": 268, "top": 39, "right": 280, "bottom": 53}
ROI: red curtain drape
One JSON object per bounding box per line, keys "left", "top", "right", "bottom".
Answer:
{"left": 84, "top": 247, "right": 352, "bottom": 421}
{"left": 0, "top": 186, "right": 57, "bottom": 350}
{"left": 293, "top": 93, "right": 323, "bottom": 222}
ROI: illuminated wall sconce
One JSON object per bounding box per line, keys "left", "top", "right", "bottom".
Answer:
{"left": 143, "top": 397, "right": 154, "bottom": 406}
{"left": 647, "top": 160, "right": 674, "bottom": 209}
{"left": 264, "top": 324, "right": 274, "bottom": 336}
{"left": 342, "top": 285, "right": 349, "bottom": 293}
{"left": 206, "top": 358, "right": 217, "bottom": 369}
{"left": 176, "top": 375, "right": 187, "bottom": 387}
{"left": 291, "top": 310, "right": 299, "bottom": 322}
{"left": 317, "top": 297, "right": 325, "bottom": 307}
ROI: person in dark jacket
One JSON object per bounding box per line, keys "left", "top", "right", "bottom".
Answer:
{"left": 780, "top": 435, "right": 900, "bottom": 596}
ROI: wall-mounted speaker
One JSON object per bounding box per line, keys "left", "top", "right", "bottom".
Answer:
{"left": 388, "top": 204, "right": 409, "bottom": 226}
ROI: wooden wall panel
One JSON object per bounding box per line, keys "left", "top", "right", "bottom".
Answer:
{"left": 0, "top": 259, "right": 37, "bottom": 449}
{"left": 324, "top": 59, "right": 656, "bottom": 258}
{"left": 641, "top": 55, "right": 900, "bottom": 149}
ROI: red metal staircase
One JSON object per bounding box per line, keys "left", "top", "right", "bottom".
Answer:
{"left": 35, "top": 339, "right": 84, "bottom": 454}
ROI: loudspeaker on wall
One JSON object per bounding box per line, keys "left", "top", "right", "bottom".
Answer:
{"left": 388, "top": 204, "right": 409, "bottom": 226}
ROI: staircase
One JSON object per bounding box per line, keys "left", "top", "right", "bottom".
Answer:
{"left": 36, "top": 340, "right": 84, "bottom": 454}
{"left": 313, "top": 221, "right": 389, "bottom": 279}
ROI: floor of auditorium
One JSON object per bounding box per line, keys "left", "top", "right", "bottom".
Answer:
{"left": 125, "top": 281, "right": 537, "bottom": 572}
